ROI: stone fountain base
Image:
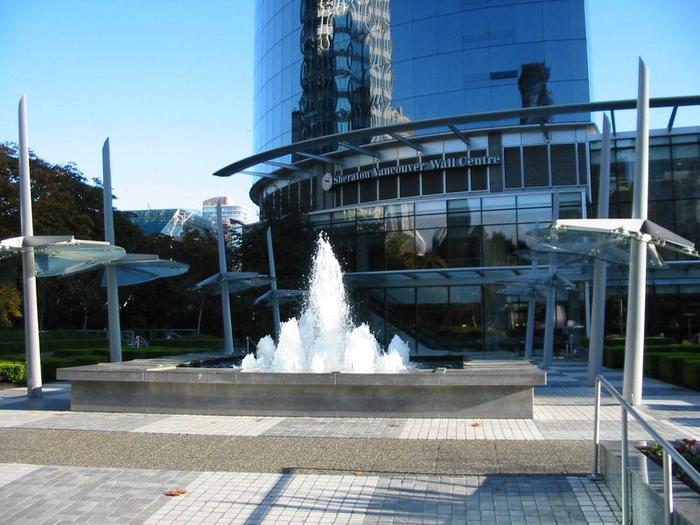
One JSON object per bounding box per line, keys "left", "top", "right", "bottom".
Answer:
{"left": 58, "top": 353, "right": 546, "bottom": 419}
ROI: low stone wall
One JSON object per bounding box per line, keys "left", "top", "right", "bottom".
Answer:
{"left": 58, "top": 353, "right": 546, "bottom": 419}
{"left": 601, "top": 441, "right": 700, "bottom": 525}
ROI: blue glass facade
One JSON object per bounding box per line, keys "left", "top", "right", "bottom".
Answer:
{"left": 254, "top": 0, "right": 590, "bottom": 153}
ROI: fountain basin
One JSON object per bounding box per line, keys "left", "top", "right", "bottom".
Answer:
{"left": 57, "top": 353, "right": 546, "bottom": 418}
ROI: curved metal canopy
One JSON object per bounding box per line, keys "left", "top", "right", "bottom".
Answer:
{"left": 530, "top": 219, "right": 699, "bottom": 268}
{"left": 196, "top": 271, "right": 271, "bottom": 294}
{"left": 254, "top": 288, "right": 304, "bottom": 306}
{"left": 100, "top": 253, "right": 189, "bottom": 287}
{"left": 0, "top": 235, "right": 125, "bottom": 277}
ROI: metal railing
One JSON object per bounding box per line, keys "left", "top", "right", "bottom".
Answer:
{"left": 591, "top": 375, "right": 700, "bottom": 525}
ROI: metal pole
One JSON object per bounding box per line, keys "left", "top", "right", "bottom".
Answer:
{"left": 587, "top": 115, "right": 612, "bottom": 384}
{"left": 216, "top": 203, "right": 234, "bottom": 355}
{"left": 542, "top": 266, "right": 557, "bottom": 368}
{"left": 266, "top": 227, "right": 281, "bottom": 340}
{"left": 18, "top": 95, "right": 42, "bottom": 398}
{"left": 623, "top": 59, "right": 650, "bottom": 406}
{"left": 621, "top": 407, "right": 630, "bottom": 524}
{"left": 662, "top": 450, "right": 673, "bottom": 525}
{"left": 102, "top": 139, "right": 122, "bottom": 362}
{"left": 584, "top": 281, "right": 591, "bottom": 338}
{"left": 524, "top": 295, "right": 536, "bottom": 359}
{"left": 590, "top": 377, "right": 601, "bottom": 479}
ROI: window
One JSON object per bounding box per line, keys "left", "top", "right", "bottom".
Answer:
{"left": 550, "top": 144, "right": 577, "bottom": 185}
{"left": 523, "top": 145, "right": 549, "bottom": 187}
{"left": 504, "top": 147, "right": 522, "bottom": 188}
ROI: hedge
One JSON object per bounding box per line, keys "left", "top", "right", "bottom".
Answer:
{"left": 148, "top": 336, "right": 224, "bottom": 349}
{"left": 603, "top": 344, "right": 700, "bottom": 392}
{"left": 682, "top": 360, "right": 700, "bottom": 391}
{"left": 658, "top": 353, "right": 700, "bottom": 386}
{"left": 0, "top": 361, "right": 26, "bottom": 383}
{"left": 0, "top": 338, "right": 107, "bottom": 356}
{"left": 591, "top": 336, "right": 676, "bottom": 348}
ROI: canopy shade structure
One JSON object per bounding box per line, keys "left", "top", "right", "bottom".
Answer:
{"left": 0, "top": 235, "right": 126, "bottom": 277}
{"left": 254, "top": 288, "right": 305, "bottom": 306}
{"left": 529, "top": 219, "right": 699, "bottom": 268}
{"left": 515, "top": 248, "right": 594, "bottom": 269}
{"left": 196, "top": 271, "right": 271, "bottom": 294}
{"left": 100, "top": 253, "right": 189, "bottom": 287}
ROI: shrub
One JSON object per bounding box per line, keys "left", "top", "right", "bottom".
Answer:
{"left": 53, "top": 348, "right": 110, "bottom": 359}
{"left": 0, "top": 361, "right": 26, "bottom": 383}
{"left": 122, "top": 346, "right": 211, "bottom": 360}
{"left": 149, "top": 336, "right": 223, "bottom": 349}
{"left": 643, "top": 352, "right": 666, "bottom": 379}
{"left": 603, "top": 346, "right": 625, "bottom": 369}
{"left": 42, "top": 355, "right": 106, "bottom": 381}
{"left": 658, "top": 353, "right": 698, "bottom": 386}
{"left": 682, "top": 360, "right": 700, "bottom": 392}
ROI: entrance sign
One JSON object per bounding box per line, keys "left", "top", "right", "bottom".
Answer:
{"left": 325, "top": 153, "right": 501, "bottom": 189}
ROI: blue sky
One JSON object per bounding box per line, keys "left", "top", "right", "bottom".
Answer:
{"left": 0, "top": 0, "right": 698, "bottom": 215}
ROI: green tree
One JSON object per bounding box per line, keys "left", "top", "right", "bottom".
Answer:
{"left": 0, "top": 142, "right": 222, "bottom": 334}
{"left": 230, "top": 212, "right": 317, "bottom": 341}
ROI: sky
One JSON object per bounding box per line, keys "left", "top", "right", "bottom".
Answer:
{"left": 0, "top": 0, "right": 699, "bottom": 216}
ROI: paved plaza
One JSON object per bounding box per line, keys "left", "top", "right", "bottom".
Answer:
{"left": 0, "top": 360, "right": 697, "bottom": 523}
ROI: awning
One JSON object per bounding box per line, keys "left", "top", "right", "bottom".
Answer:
{"left": 101, "top": 253, "right": 189, "bottom": 287}
{"left": 530, "top": 218, "right": 699, "bottom": 267}
{"left": 0, "top": 235, "right": 126, "bottom": 277}
{"left": 196, "top": 271, "right": 271, "bottom": 294}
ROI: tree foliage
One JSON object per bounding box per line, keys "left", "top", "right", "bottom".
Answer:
{"left": 229, "top": 212, "right": 317, "bottom": 342}
{"left": 0, "top": 143, "right": 223, "bottom": 335}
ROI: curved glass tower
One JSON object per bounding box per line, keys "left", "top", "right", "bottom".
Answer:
{"left": 254, "top": 0, "right": 590, "bottom": 153}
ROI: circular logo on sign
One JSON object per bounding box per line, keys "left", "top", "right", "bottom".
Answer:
{"left": 321, "top": 172, "right": 333, "bottom": 191}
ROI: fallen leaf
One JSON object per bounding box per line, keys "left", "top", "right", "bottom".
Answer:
{"left": 471, "top": 421, "right": 481, "bottom": 427}
{"left": 354, "top": 470, "right": 366, "bottom": 476}
{"left": 164, "top": 488, "right": 189, "bottom": 497}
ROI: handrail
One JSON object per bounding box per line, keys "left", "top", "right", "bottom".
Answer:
{"left": 591, "top": 375, "right": 700, "bottom": 525}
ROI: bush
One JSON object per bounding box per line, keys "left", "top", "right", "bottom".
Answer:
{"left": 658, "top": 353, "right": 699, "bottom": 386}
{"left": 604, "top": 346, "right": 625, "bottom": 369}
{"left": 53, "top": 348, "right": 110, "bottom": 359}
{"left": 0, "top": 361, "right": 26, "bottom": 383}
{"left": 0, "top": 337, "right": 107, "bottom": 356}
{"left": 643, "top": 352, "right": 666, "bottom": 379}
{"left": 682, "top": 360, "right": 700, "bottom": 392}
{"left": 42, "top": 355, "right": 106, "bottom": 381}
{"left": 149, "top": 336, "right": 223, "bottom": 349}
{"left": 122, "top": 346, "right": 211, "bottom": 360}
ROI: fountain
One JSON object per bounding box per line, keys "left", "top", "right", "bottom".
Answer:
{"left": 241, "top": 235, "right": 410, "bottom": 373}
{"left": 58, "top": 236, "right": 546, "bottom": 418}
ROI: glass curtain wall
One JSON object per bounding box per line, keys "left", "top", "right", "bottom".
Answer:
{"left": 309, "top": 191, "right": 581, "bottom": 272}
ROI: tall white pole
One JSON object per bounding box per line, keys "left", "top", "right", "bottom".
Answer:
{"left": 587, "top": 115, "right": 612, "bottom": 384}
{"left": 217, "top": 203, "right": 234, "bottom": 355}
{"left": 102, "top": 139, "right": 122, "bottom": 362}
{"left": 18, "top": 95, "right": 42, "bottom": 398}
{"left": 623, "top": 59, "right": 650, "bottom": 406}
{"left": 524, "top": 295, "right": 536, "bottom": 360}
{"left": 266, "top": 227, "right": 281, "bottom": 340}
